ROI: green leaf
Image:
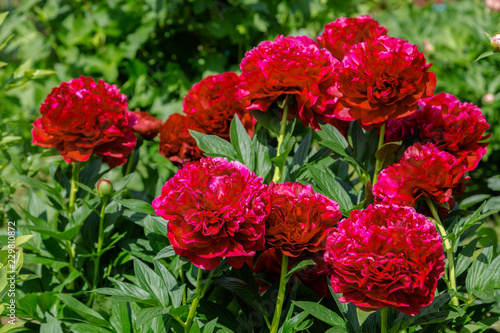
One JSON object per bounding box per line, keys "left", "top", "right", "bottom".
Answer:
{"left": 115, "top": 198, "right": 155, "bottom": 215}
{"left": 285, "top": 259, "right": 315, "bottom": 280}
{"left": 318, "top": 123, "right": 350, "bottom": 150}
{"left": 466, "top": 245, "right": 495, "bottom": 299}
{"left": 68, "top": 324, "right": 114, "bottom": 333}
{"left": 374, "top": 141, "right": 402, "bottom": 170}
{"left": 113, "top": 173, "right": 136, "bottom": 192}
{"left": 290, "top": 130, "right": 312, "bottom": 178}
{"left": 15, "top": 235, "right": 33, "bottom": 247}
{"left": 155, "top": 245, "right": 177, "bottom": 259}
{"left": 213, "top": 276, "right": 268, "bottom": 317}
{"left": 475, "top": 51, "right": 495, "bottom": 62}
{"left": 134, "top": 258, "right": 169, "bottom": 307}
{"left": 40, "top": 312, "right": 63, "bottom": 333}
{"left": 230, "top": 116, "right": 254, "bottom": 170}
{"left": 56, "top": 294, "right": 111, "bottom": 328}
{"left": 202, "top": 318, "right": 218, "bottom": 333}
{"left": 190, "top": 130, "right": 238, "bottom": 160}
{"left": 252, "top": 128, "right": 273, "bottom": 180}
{"left": 0, "top": 12, "right": 8, "bottom": 26}
{"left": 306, "top": 163, "right": 353, "bottom": 214}
{"left": 153, "top": 259, "right": 184, "bottom": 308}
{"left": 411, "top": 306, "right": 465, "bottom": 326}
{"left": 136, "top": 307, "right": 171, "bottom": 328}
{"left": 271, "top": 140, "right": 295, "bottom": 168}
{"left": 110, "top": 301, "right": 132, "bottom": 333}
{"left": 350, "top": 121, "right": 366, "bottom": 162}
{"left": 455, "top": 238, "right": 479, "bottom": 277}
{"left": 293, "top": 301, "right": 346, "bottom": 327}
{"left": 252, "top": 108, "right": 280, "bottom": 134}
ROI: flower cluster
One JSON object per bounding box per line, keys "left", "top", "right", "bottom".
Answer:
{"left": 32, "top": 76, "right": 137, "bottom": 168}
{"left": 159, "top": 72, "right": 253, "bottom": 167}
{"left": 324, "top": 204, "right": 445, "bottom": 316}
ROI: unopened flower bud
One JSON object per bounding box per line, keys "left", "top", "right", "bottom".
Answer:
{"left": 97, "top": 179, "right": 113, "bottom": 197}
{"left": 482, "top": 93, "right": 495, "bottom": 104}
{"left": 490, "top": 33, "right": 500, "bottom": 52}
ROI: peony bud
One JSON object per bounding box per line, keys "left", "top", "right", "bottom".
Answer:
{"left": 482, "top": 93, "right": 495, "bottom": 104}
{"left": 490, "top": 33, "right": 500, "bottom": 52}
{"left": 96, "top": 179, "right": 113, "bottom": 197}
{"left": 485, "top": 0, "right": 500, "bottom": 11}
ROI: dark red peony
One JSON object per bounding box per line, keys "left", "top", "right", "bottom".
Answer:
{"left": 238, "top": 35, "right": 342, "bottom": 129}
{"left": 183, "top": 72, "right": 255, "bottom": 139}
{"left": 385, "top": 93, "right": 490, "bottom": 171}
{"left": 316, "top": 15, "right": 388, "bottom": 61}
{"left": 265, "top": 182, "right": 342, "bottom": 257}
{"left": 158, "top": 113, "right": 202, "bottom": 168}
{"left": 324, "top": 204, "right": 445, "bottom": 316}
{"left": 131, "top": 111, "right": 162, "bottom": 140}
{"left": 373, "top": 142, "right": 467, "bottom": 207}
{"left": 32, "top": 76, "right": 137, "bottom": 168}
{"left": 333, "top": 36, "right": 436, "bottom": 128}
{"left": 152, "top": 157, "right": 268, "bottom": 270}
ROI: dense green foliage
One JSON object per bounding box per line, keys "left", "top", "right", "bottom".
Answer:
{"left": 1, "top": 0, "right": 499, "bottom": 332}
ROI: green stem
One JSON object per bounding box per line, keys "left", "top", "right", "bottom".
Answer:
{"left": 372, "top": 124, "right": 386, "bottom": 185}
{"left": 270, "top": 254, "right": 289, "bottom": 333}
{"left": 424, "top": 197, "right": 459, "bottom": 306}
{"left": 272, "top": 99, "right": 290, "bottom": 183}
{"left": 92, "top": 196, "right": 109, "bottom": 293}
{"left": 68, "top": 163, "right": 81, "bottom": 220}
{"left": 380, "top": 307, "right": 388, "bottom": 333}
{"left": 184, "top": 268, "right": 204, "bottom": 333}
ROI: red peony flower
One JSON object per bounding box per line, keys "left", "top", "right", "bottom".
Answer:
{"left": 324, "top": 204, "right": 445, "bottom": 316}
{"left": 416, "top": 93, "right": 490, "bottom": 171}
{"left": 131, "top": 111, "right": 162, "bottom": 140}
{"left": 238, "top": 35, "right": 342, "bottom": 129}
{"left": 252, "top": 248, "right": 334, "bottom": 297}
{"left": 32, "top": 76, "right": 137, "bottom": 168}
{"left": 158, "top": 113, "right": 202, "bottom": 168}
{"left": 373, "top": 142, "right": 467, "bottom": 207}
{"left": 385, "top": 93, "right": 490, "bottom": 171}
{"left": 183, "top": 72, "right": 255, "bottom": 139}
{"left": 333, "top": 36, "right": 436, "bottom": 128}
{"left": 265, "top": 182, "right": 342, "bottom": 257}
{"left": 316, "top": 15, "right": 388, "bottom": 61}
{"left": 152, "top": 157, "right": 268, "bottom": 270}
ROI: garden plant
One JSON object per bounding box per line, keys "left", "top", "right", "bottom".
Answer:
{"left": 1, "top": 1, "right": 500, "bottom": 333}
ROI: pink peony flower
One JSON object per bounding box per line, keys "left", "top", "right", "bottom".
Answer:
{"left": 317, "top": 15, "right": 388, "bottom": 61}
{"left": 373, "top": 142, "right": 467, "bottom": 207}
{"left": 238, "top": 35, "right": 342, "bottom": 129}
{"left": 183, "top": 72, "right": 255, "bottom": 140}
{"left": 485, "top": 0, "right": 500, "bottom": 11}
{"left": 333, "top": 36, "right": 436, "bottom": 128}
{"left": 152, "top": 157, "right": 268, "bottom": 270}
{"left": 264, "top": 182, "right": 342, "bottom": 257}
{"left": 386, "top": 93, "right": 490, "bottom": 171}
{"left": 32, "top": 76, "right": 137, "bottom": 168}
{"left": 324, "top": 204, "right": 445, "bottom": 316}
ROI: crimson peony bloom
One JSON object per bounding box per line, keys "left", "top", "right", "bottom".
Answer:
{"left": 385, "top": 93, "right": 490, "bottom": 171}
{"left": 265, "top": 182, "right": 342, "bottom": 257}
{"left": 324, "top": 204, "right": 445, "bottom": 316}
{"left": 238, "top": 35, "right": 342, "bottom": 129}
{"left": 183, "top": 72, "right": 255, "bottom": 139}
{"left": 373, "top": 143, "right": 467, "bottom": 207}
{"left": 316, "top": 15, "right": 388, "bottom": 61}
{"left": 131, "top": 111, "right": 162, "bottom": 140}
{"left": 158, "top": 113, "right": 202, "bottom": 168}
{"left": 32, "top": 76, "right": 137, "bottom": 168}
{"left": 333, "top": 36, "right": 436, "bottom": 128}
{"left": 152, "top": 157, "right": 268, "bottom": 270}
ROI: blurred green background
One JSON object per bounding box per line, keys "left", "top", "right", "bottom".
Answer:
{"left": 1, "top": 0, "right": 499, "bottom": 219}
